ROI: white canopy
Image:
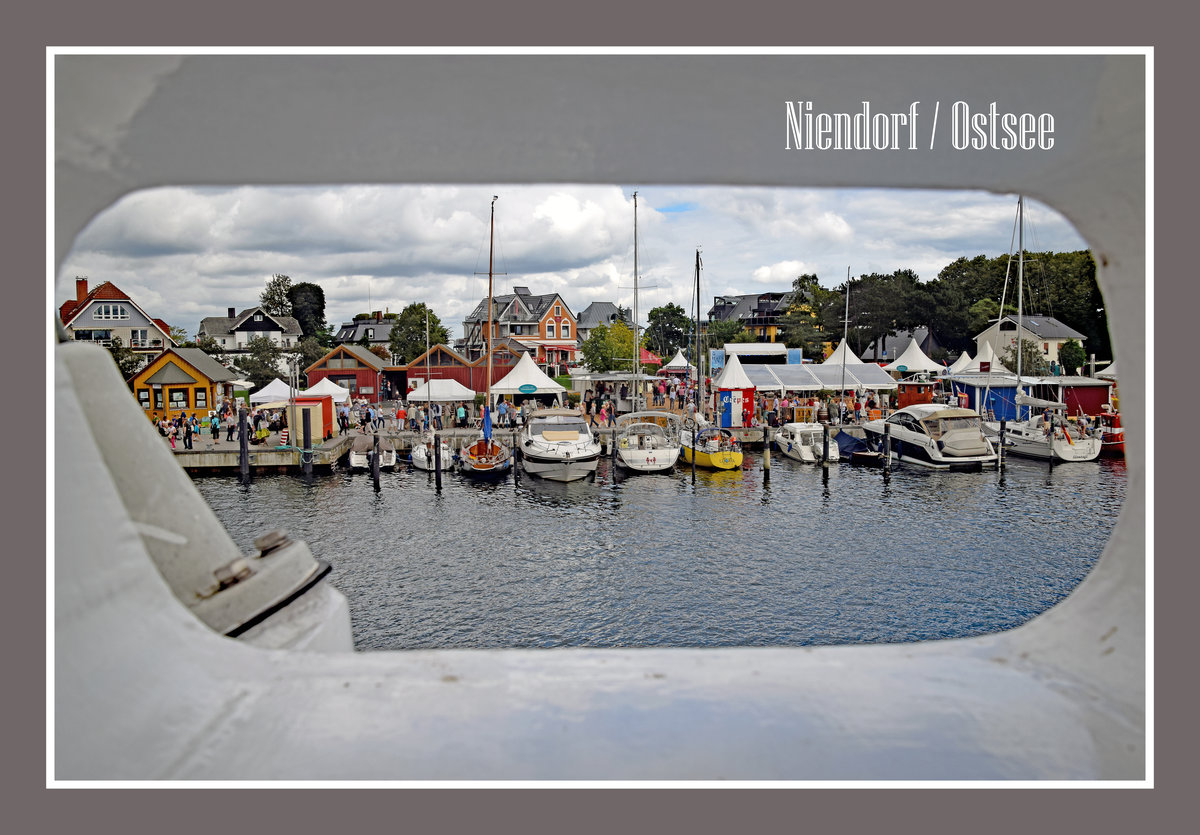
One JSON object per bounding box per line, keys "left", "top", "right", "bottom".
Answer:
{"left": 1096, "top": 362, "right": 1118, "bottom": 380}
{"left": 962, "top": 341, "right": 1010, "bottom": 374}
{"left": 713, "top": 353, "right": 755, "bottom": 390}
{"left": 822, "top": 338, "right": 861, "bottom": 365}
{"left": 945, "top": 351, "right": 974, "bottom": 374}
{"left": 490, "top": 352, "right": 567, "bottom": 394}
{"left": 405, "top": 377, "right": 477, "bottom": 402}
{"left": 661, "top": 348, "right": 696, "bottom": 372}
{"left": 300, "top": 376, "right": 351, "bottom": 403}
{"left": 882, "top": 339, "right": 944, "bottom": 373}
{"left": 249, "top": 378, "right": 295, "bottom": 404}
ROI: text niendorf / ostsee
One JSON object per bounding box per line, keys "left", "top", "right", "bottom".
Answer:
{"left": 785, "top": 101, "right": 1055, "bottom": 151}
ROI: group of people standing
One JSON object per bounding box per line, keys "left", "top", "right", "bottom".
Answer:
{"left": 158, "top": 398, "right": 282, "bottom": 449}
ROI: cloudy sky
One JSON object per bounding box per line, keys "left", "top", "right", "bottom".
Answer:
{"left": 55, "top": 184, "right": 1088, "bottom": 342}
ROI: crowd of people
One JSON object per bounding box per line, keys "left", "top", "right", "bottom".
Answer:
{"left": 157, "top": 397, "right": 285, "bottom": 449}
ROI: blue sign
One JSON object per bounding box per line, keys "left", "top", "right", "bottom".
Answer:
{"left": 518, "top": 384, "right": 538, "bottom": 394}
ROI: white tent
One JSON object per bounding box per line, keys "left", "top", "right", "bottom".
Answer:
{"left": 301, "top": 377, "right": 352, "bottom": 403}
{"left": 882, "top": 339, "right": 944, "bottom": 374}
{"left": 661, "top": 348, "right": 696, "bottom": 373}
{"left": 491, "top": 352, "right": 567, "bottom": 395}
{"left": 822, "top": 338, "right": 861, "bottom": 365}
{"left": 405, "top": 378, "right": 478, "bottom": 402}
{"left": 1096, "top": 362, "right": 1118, "bottom": 381}
{"left": 249, "top": 378, "right": 295, "bottom": 404}
{"left": 962, "top": 341, "right": 1010, "bottom": 374}
{"left": 945, "top": 351, "right": 974, "bottom": 375}
{"left": 713, "top": 352, "right": 755, "bottom": 390}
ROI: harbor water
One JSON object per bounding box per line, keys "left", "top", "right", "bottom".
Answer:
{"left": 193, "top": 454, "right": 1128, "bottom": 651}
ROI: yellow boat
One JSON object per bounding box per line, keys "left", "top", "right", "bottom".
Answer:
{"left": 680, "top": 425, "right": 744, "bottom": 470}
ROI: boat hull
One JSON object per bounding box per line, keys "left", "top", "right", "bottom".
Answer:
{"left": 519, "top": 451, "right": 600, "bottom": 482}
{"left": 862, "top": 427, "right": 997, "bottom": 471}
{"left": 615, "top": 449, "right": 680, "bottom": 473}
{"left": 774, "top": 423, "right": 838, "bottom": 463}
{"left": 410, "top": 442, "right": 453, "bottom": 471}
{"left": 348, "top": 450, "right": 396, "bottom": 470}
{"left": 457, "top": 439, "right": 513, "bottom": 480}
{"left": 987, "top": 420, "right": 1102, "bottom": 463}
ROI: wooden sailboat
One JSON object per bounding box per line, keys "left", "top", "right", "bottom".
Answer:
{"left": 458, "top": 195, "right": 513, "bottom": 480}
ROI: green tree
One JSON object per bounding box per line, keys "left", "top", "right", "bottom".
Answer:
{"left": 259, "top": 273, "right": 293, "bottom": 317}
{"left": 644, "top": 303, "right": 691, "bottom": 358}
{"left": 999, "top": 337, "right": 1050, "bottom": 376}
{"left": 387, "top": 303, "right": 451, "bottom": 365}
{"left": 106, "top": 336, "right": 142, "bottom": 379}
{"left": 196, "top": 334, "right": 224, "bottom": 357}
{"left": 294, "top": 336, "right": 328, "bottom": 372}
{"left": 287, "top": 281, "right": 327, "bottom": 339}
{"left": 580, "top": 324, "right": 618, "bottom": 373}
{"left": 235, "top": 334, "right": 284, "bottom": 388}
{"left": 168, "top": 325, "right": 188, "bottom": 346}
{"left": 703, "top": 318, "right": 745, "bottom": 350}
{"left": 1057, "top": 338, "right": 1086, "bottom": 376}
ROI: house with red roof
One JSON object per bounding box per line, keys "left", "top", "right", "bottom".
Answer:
{"left": 58, "top": 277, "right": 176, "bottom": 363}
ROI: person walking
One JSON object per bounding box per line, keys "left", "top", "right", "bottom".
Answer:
{"left": 226, "top": 408, "right": 237, "bottom": 441}
{"left": 182, "top": 416, "right": 194, "bottom": 450}
{"left": 210, "top": 412, "right": 220, "bottom": 443}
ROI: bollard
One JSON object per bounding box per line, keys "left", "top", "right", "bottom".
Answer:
{"left": 513, "top": 443, "right": 521, "bottom": 483}
{"left": 998, "top": 420, "right": 1006, "bottom": 470}
{"left": 372, "top": 432, "right": 381, "bottom": 491}
{"left": 883, "top": 423, "right": 891, "bottom": 473}
{"left": 302, "top": 411, "right": 313, "bottom": 484}
{"left": 434, "top": 433, "right": 442, "bottom": 491}
{"left": 762, "top": 424, "right": 771, "bottom": 483}
{"left": 822, "top": 423, "right": 830, "bottom": 468}
{"left": 238, "top": 407, "right": 250, "bottom": 484}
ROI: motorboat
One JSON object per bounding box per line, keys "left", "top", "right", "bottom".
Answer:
{"left": 409, "top": 432, "right": 454, "bottom": 471}
{"left": 613, "top": 411, "right": 681, "bottom": 474}
{"left": 862, "top": 404, "right": 998, "bottom": 470}
{"left": 517, "top": 408, "right": 602, "bottom": 482}
{"left": 1095, "top": 409, "right": 1125, "bottom": 458}
{"left": 774, "top": 421, "right": 839, "bottom": 464}
{"left": 347, "top": 434, "right": 397, "bottom": 470}
{"left": 680, "top": 421, "right": 744, "bottom": 470}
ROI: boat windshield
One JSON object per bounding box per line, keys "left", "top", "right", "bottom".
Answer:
{"left": 529, "top": 415, "right": 589, "bottom": 437}
{"left": 922, "top": 415, "right": 982, "bottom": 438}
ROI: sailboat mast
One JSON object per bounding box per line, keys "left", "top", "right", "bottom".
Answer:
{"left": 1016, "top": 195, "right": 1024, "bottom": 417}
{"left": 840, "top": 266, "right": 850, "bottom": 415}
{"left": 487, "top": 195, "right": 497, "bottom": 411}
{"left": 694, "top": 248, "right": 702, "bottom": 415}
{"left": 632, "top": 191, "right": 639, "bottom": 410}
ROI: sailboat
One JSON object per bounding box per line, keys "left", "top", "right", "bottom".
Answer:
{"left": 679, "top": 248, "right": 744, "bottom": 471}
{"left": 614, "top": 192, "right": 682, "bottom": 474}
{"left": 984, "top": 196, "right": 1101, "bottom": 463}
{"left": 410, "top": 310, "right": 454, "bottom": 471}
{"left": 457, "top": 196, "right": 514, "bottom": 480}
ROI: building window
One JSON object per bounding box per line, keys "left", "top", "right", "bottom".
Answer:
{"left": 168, "top": 388, "right": 189, "bottom": 410}
{"left": 1043, "top": 343, "right": 1050, "bottom": 354}
{"left": 367, "top": 328, "right": 374, "bottom": 340}
{"left": 547, "top": 322, "right": 556, "bottom": 339}
{"left": 554, "top": 305, "right": 561, "bottom": 316}
{"left": 137, "top": 389, "right": 150, "bottom": 409}
{"left": 254, "top": 313, "right": 263, "bottom": 321}
{"left": 94, "top": 303, "right": 129, "bottom": 320}
{"left": 154, "top": 388, "right": 164, "bottom": 409}
{"left": 130, "top": 328, "right": 148, "bottom": 348}
{"left": 561, "top": 322, "right": 570, "bottom": 338}
{"left": 195, "top": 388, "right": 208, "bottom": 409}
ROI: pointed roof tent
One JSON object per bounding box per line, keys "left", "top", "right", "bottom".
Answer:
{"left": 1096, "top": 362, "right": 1118, "bottom": 381}
{"left": 962, "top": 341, "right": 1010, "bottom": 374}
{"left": 490, "top": 351, "right": 567, "bottom": 394}
{"left": 301, "top": 377, "right": 351, "bottom": 403}
{"left": 662, "top": 348, "right": 695, "bottom": 372}
{"left": 405, "top": 378, "right": 478, "bottom": 402}
{"left": 822, "top": 338, "right": 861, "bottom": 365}
{"left": 946, "top": 351, "right": 974, "bottom": 374}
{"left": 882, "top": 339, "right": 944, "bottom": 373}
{"left": 713, "top": 353, "right": 755, "bottom": 390}
{"left": 249, "top": 377, "right": 296, "bottom": 404}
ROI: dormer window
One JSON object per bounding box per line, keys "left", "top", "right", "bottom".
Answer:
{"left": 254, "top": 313, "right": 263, "bottom": 322}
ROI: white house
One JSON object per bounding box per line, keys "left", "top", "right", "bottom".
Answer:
{"left": 974, "top": 314, "right": 1085, "bottom": 372}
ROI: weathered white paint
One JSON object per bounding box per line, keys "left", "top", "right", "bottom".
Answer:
{"left": 52, "top": 53, "right": 1145, "bottom": 781}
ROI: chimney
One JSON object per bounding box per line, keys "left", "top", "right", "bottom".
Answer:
{"left": 76, "top": 277, "right": 88, "bottom": 302}
{"left": 228, "top": 307, "right": 236, "bottom": 318}
{"left": 375, "top": 311, "right": 382, "bottom": 322}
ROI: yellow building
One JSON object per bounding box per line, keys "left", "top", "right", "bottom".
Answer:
{"left": 131, "top": 347, "right": 239, "bottom": 423}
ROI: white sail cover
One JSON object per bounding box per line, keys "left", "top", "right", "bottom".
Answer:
{"left": 490, "top": 351, "right": 567, "bottom": 394}
{"left": 882, "top": 339, "right": 944, "bottom": 373}
{"left": 713, "top": 352, "right": 755, "bottom": 390}
{"left": 249, "top": 378, "right": 295, "bottom": 404}
{"left": 405, "top": 377, "right": 477, "bottom": 402}
{"left": 300, "top": 376, "right": 352, "bottom": 403}
{"left": 822, "top": 338, "right": 861, "bottom": 365}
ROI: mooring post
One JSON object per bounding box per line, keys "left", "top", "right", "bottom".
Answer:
{"left": 433, "top": 433, "right": 442, "bottom": 490}
{"left": 762, "top": 424, "right": 771, "bottom": 483}
{"left": 822, "top": 423, "right": 830, "bottom": 468}
{"left": 302, "top": 411, "right": 313, "bottom": 484}
{"left": 372, "top": 431, "right": 381, "bottom": 491}
{"left": 998, "top": 420, "right": 1006, "bottom": 470}
{"left": 883, "top": 423, "right": 892, "bottom": 473}
{"left": 238, "top": 406, "right": 250, "bottom": 484}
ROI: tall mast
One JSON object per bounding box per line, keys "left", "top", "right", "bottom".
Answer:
{"left": 840, "top": 266, "right": 850, "bottom": 415}
{"left": 632, "top": 191, "right": 640, "bottom": 410}
{"left": 487, "top": 195, "right": 497, "bottom": 410}
{"left": 694, "top": 248, "right": 702, "bottom": 414}
{"left": 1016, "top": 195, "right": 1024, "bottom": 416}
